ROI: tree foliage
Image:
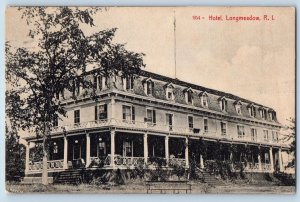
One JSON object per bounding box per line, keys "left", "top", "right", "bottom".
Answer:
{"left": 5, "top": 125, "right": 26, "bottom": 182}
{"left": 283, "top": 118, "right": 295, "bottom": 168}
{"left": 5, "top": 7, "right": 145, "bottom": 184}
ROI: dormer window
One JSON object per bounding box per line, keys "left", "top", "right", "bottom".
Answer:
{"left": 144, "top": 78, "right": 154, "bottom": 96}
{"left": 185, "top": 88, "right": 193, "bottom": 104}
{"left": 93, "top": 74, "right": 106, "bottom": 91}
{"left": 123, "top": 75, "right": 134, "bottom": 91}
{"left": 269, "top": 110, "right": 276, "bottom": 121}
{"left": 248, "top": 104, "right": 256, "bottom": 117}
{"left": 259, "top": 108, "right": 268, "bottom": 120}
{"left": 72, "top": 79, "right": 80, "bottom": 97}
{"left": 166, "top": 83, "right": 175, "bottom": 101}
{"left": 219, "top": 97, "right": 227, "bottom": 112}
{"left": 200, "top": 92, "right": 209, "bottom": 108}
{"left": 235, "top": 101, "right": 242, "bottom": 115}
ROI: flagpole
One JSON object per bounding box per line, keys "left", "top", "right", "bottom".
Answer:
{"left": 173, "top": 10, "right": 177, "bottom": 79}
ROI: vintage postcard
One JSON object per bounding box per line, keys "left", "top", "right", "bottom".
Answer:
{"left": 5, "top": 6, "right": 295, "bottom": 194}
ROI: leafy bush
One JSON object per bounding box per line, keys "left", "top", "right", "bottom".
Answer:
{"left": 274, "top": 171, "right": 295, "bottom": 186}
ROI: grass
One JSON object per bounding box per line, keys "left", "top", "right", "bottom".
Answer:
{"left": 6, "top": 180, "right": 295, "bottom": 194}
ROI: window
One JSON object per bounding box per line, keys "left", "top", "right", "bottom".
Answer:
{"left": 98, "top": 141, "right": 106, "bottom": 156}
{"left": 185, "top": 88, "right": 193, "bottom": 104}
{"left": 53, "top": 142, "right": 58, "bottom": 154}
{"left": 55, "top": 89, "right": 65, "bottom": 100}
{"left": 123, "top": 141, "right": 133, "bottom": 157}
{"left": 201, "top": 92, "right": 209, "bottom": 108}
{"left": 146, "top": 109, "right": 156, "bottom": 125}
{"left": 237, "top": 125, "right": 245, "bottom": 138}
{"left": 260, "top": 108, "right": 268, "bottom": 120}
{"left": 122, "top": 105, "right": 135, "bottom": 122}
{"left": 166, "top": 84, "right": 175, "bottom": 101}
{"left": 204, "top": 118, "right": 208, "bottom": 133}
{"left": 221, "top": 122, "right": 227, "bottom": 136}
{"left": 166, "top": 113, "right": 173, "bottom": 131}
{"left": 188, "top": 116, "right": 194, "bottom": 131}
{"left": 145, "top": 80, "right": 154, "bottom": 96}
{"left": 74, "top": 110, "right": 80, "bottom": 124}
{"left": 93, "top": 75, "right": 106, "bottom": 91}
{"left": 263, "top": 130, "right": 269, "bottom": 142}
{"left": 248, "top": 105, "right": 256, "bottom": 117}
{"left": 235, "top": 101, "right": 242, "bottom": 115}
{"left": 272, "top": 131, "right": 279, "bottom": 143}
{"left": 124, "top": 75, "right": 134, "bottom": 91}
{"left": 53, "top": 115, "right": 58, "bottom": 127}
{"left": 251, "top": 128, "right": 257, "bottom": 141}
{"left": 220, "top": 97, "right": 227, "bottom": 112}
{"left": 269, "top": 111, "right": 276, "bottom": 121}
{"left": 72, "top": 79, "right": 80, "bottom": 97}
{"left": 95, "top": 104, "right": 107, "bottom": 121}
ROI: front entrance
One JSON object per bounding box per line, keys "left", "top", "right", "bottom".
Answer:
{"left": 68, "top": 135, "right": 86, "bottom": 168}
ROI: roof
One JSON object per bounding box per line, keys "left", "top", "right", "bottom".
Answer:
{"left": 140, "top": 69, "right": 274, "bottom": 111}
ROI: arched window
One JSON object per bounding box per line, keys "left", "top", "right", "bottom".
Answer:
{"left": 143, "top": 78, "right": 154, "bottom": 96}
{"left": 235, "top": 100, "right": 242, "bottom": 115}
{"left": 166, "top": 83, "right": 175, "bottom": 101}
{"left": 184, "top": 87, "right": 193, "bottom": 105}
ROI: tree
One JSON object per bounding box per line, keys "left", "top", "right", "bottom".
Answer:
{"left": 283, "top": 118, "right": 295, "bottom": 168}
{"left": 6, "top": 7, "right": 145, "bottom": 185}
{"left": 5, "top": 125, "right": 26, "bottom": 182}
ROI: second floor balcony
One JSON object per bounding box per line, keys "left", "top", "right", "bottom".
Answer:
{"left": 29, "top": 118, "right": 287, "bottom": 147}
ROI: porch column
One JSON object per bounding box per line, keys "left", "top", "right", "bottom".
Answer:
{"left": 25, "top": 141, "right": 30, "bottom": 174}
{"left": 278, "top": 148, "right": 283, "bottom": 172}
{"left": 185, "top": 137, "right": 189, "bottom": 168}
{"left": 144, "top": 133, "right": 148, "bottom": 164}
{"left": 258, "top": 152, "right": 262, "bottom": 171}
{"left": 86, "top": 133, "right": 91, "bottom": 168}
{"left": 110, "top": 129, "right": 115, "bottom": 168}
{"left": 269, "top": 147, "right": 274, "bottom": 172}
{"left": 110, "top": 96, "right": 116, "bottom": 124}
{"left": 199, "top": 154, "right": 204, "bottom": 169}
{"left": 165, "top": 136, "right": 169, "bottom": 165}
{"left": 63, "top": 135, "right": 68, "bottom": 169}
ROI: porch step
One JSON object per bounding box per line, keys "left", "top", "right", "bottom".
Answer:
{"left": 202, "top": 171, "right": 225, "bottom": 186}
{"left": 53, "top": 169, "right": 84, "bottom": 184}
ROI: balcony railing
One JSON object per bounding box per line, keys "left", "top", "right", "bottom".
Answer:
{"left": 49, "top": 119, "right": 285, "bottom": 146}
{"left": 28, "top": 159, "right": 64, "bottom": 172}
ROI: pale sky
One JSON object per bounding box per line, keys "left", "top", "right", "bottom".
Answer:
{"left": 6, "top": 7, "right": 295, "bottom": 125}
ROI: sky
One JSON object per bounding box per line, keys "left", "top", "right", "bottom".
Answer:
{"left": 5, "top": 7, "right": 295, "bottom": 125}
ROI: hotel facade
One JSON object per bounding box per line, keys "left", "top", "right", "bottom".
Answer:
{"left": 24, "top": 69, "right": 289, "bottom": 180}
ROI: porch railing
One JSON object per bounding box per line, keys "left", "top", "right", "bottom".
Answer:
{"left": 169, "top": 158, "right": 186, "bottom": 166}
{"left": 28, "top": 159, "right": 64, "bottom": 172}
{"left": 49, "top": 118, "right": 286, "bottom": 146}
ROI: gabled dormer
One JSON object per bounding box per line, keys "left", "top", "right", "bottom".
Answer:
{"left": 165, "top": 82, "right": 175, "bottom": 101}
{"left": 218, "top": 96, "right": 228, "bottom": 112}
{"left": 248, "top": 103, "right": 256, "bottom": 117}
{"left": 234, "top": 100, "right": 242, "bottom": 115}
{"left": 268, "top": 109, "right": 276, "bottom": 121}
{"left": 122, "top": 75, "right": 134, "bottom": 91}
{"left": 199, "top": 91, "right": 209, "bottom": 108}
{"left": 143, "top": 77, "right": 154, "bottom": 96}
{"left": 258, "top": 107, "right": 268, "bottom": 120}
{"left": 184, "top": 87, "right": 194, "bottom": 105}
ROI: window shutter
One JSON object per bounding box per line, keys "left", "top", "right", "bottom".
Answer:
{"left": 152, "top": 82, "right": 154, "bottom": 94}
{"left": 132, "top": 106, "right": 135, "bottom": 122}
{"left": 104, "top": 104, "right": 107, "bottom": 119}
{"left": 131, "top": 76, "right": 134, "bottom": 89}
{"left": 153, "top": 110, "right": 156, "bottom": 124}
{"left": 122, "top": 106, "right": 126, "bottom": 120}
{"left": 95, "top": 106, "right": 98, "bottom": 121}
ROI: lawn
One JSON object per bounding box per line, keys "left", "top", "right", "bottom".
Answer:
{"left": 6, "top": 181, "right": 295, "bottom": 194}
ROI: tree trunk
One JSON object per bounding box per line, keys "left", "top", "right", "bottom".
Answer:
{"left": 42, "top": 124, "right": 50, "bottom": 185}
{"left": 42, "top": 149, "right": 48, "bottom": 185}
